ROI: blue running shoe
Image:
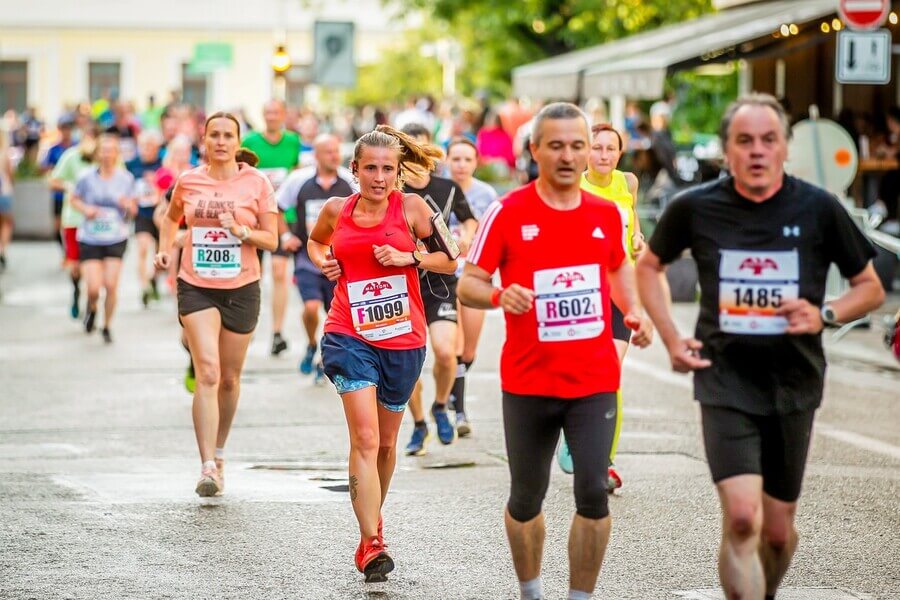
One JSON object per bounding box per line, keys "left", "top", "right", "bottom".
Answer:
{"left": 556, "top": 436, "right": 573, "bottom": 474}
{"left": 432, "top": 405, "right": 456, "bottom": 445}
{"left": 405, "top": 425, "right": 429, "bottom": 456}
{"left": 299, "top": 345, "right": 316, "bottom": 374}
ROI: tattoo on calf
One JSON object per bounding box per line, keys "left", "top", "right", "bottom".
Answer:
{"left": 349, "top": 475, "right": 359, "bottom": 501}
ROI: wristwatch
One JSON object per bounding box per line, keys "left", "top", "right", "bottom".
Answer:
{"left": 411, "top": 250, "right": 423, "bottom": 267}
{"left": 238, "top": 226, "right": 251, "bottom": 241}
{"left": 820, "top": 303, "right": 838, "bottom": 325}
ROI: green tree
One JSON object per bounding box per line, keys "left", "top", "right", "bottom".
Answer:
{"left": 386, "top": 0, "right": 714, "bottom": 97}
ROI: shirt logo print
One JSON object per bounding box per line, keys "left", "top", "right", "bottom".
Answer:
{"left": 521, "top": 224, "right": 540, "bottom": 241}
{"left": 783, "top": 225, "right": 800, "bottom": 237}
{"left": 592, "top": 227, "right": 605, "bottom": 239}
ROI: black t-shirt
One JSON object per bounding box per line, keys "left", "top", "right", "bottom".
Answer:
{"left": 289, "top": 173, "right": 355, "bottom": 271}
{"left": 404, "top": 175, "right": 475, "bottom": 285}
{"left": 649, "top": 175, "right": 875, "bottom": 415}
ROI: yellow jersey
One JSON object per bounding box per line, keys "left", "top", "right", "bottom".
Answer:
{"left": 581, "top": 170, "right": 636, "bottom": 262}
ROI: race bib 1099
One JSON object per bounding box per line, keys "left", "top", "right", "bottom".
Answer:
{"left": 719, "top": 249, "right": 799, "bottom": 335}
{"left": 348, "top": 275, "right": 412, "bottom": 342}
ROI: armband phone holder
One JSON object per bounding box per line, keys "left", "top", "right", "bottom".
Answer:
{"left": 427, "top": 213, "right": 461, "bottom": 260}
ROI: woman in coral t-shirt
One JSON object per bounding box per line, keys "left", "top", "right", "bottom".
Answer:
{"left": 154, "top": 112, "right": 278, "bottom": 498}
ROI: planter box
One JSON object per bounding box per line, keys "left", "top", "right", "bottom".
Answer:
{"left": 11, "top": 180, "right": 54, "bottom": 239}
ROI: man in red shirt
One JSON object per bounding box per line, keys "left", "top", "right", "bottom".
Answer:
{"left": 459, "top": 102, "right": 652, "bottom": 600}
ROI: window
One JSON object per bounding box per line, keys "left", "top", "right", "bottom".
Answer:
{"left": 285, "top": 65, "right": 312, "bottom": 108}
{"left": 89, "top": 62, "right": 121, "bottom": 102}
{"left": 0, "top": 61, "right": 28, "bottom": 114}
{"left": 182, "top": 64, "right": 208, "bottom": 111}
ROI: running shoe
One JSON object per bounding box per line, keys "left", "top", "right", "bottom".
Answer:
{"left": 70, "top": 287, "right": 80, "bottom": 319}
{"left": 432, "top": 405, "right": 455, "bottom": 445}
{"left": 299, "top": 345, "right": 316, "bottom": 374}
{"left": 184, "top": 360, "right": 196, "bottom": 394}
{"left": 405, "top": 425, "right": 429, "bottom": 456}
{"left": 455, "top": 412, "right": 472, "bottom": 438}
{"left": 314, "top": 362, "right": 327, "bottom": 386}
{"left": 556, "top": 437, "right": 574, "bottom": 474}
{"left": 271, "top": 333, "right": 288, "bottom": 356}
{"left": 84, "top": 308, "right": 96, "bottom": 333}
{"left": 141, "top": 287, "right": 151, "bottom": 309}
{"left": 149, "top": 278, "right": 160, "bottom": 300}
{"left": 355, "top": 536, "right": 394, "bottom": 582}
{"left": 195, "top": 464, "right": 223, "bottom": 497}
{"left": 607, "top": 464, "right": 623, "bottom": 493}
{"left": 101, "top": 328, "right": 112, "bottom": 344}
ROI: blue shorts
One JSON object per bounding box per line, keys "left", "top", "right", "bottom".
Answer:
{"left": 295, "top": 268, "right": 335, "bottom": 312}
{"left": 0, "top": 195, "right": 11, "bottom": 215}
{"left": 321, "top": 332, "right": 425, "bottom": 413}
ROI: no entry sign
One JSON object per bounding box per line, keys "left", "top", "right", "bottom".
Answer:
{"left": 839, "top": 0, "right": 890, "bottom": 30}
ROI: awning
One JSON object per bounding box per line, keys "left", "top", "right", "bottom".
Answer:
{"left": 511, "top": 0, "right": 836, "bottom": 100}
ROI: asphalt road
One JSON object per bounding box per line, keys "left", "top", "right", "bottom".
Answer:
{"left": 1, "top": 242, "right": 897, "bottom": 599}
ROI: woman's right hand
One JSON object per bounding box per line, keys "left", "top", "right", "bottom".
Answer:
{"left": 320, "top": 251, "right": 342, "bottom": 281}
{"left": 153, "top": 252, "right": 171, "bottom": 270}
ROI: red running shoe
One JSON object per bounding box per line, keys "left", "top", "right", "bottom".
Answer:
{"left": 607, "top": 465, "right": 623, "bottom": 493}
{"left": 355, "top": 536, "right": 394, "bottom": 582}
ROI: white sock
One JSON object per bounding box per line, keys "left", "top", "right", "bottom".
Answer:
{"left": 519, "top": 577, "right": 543, "bottom": 600}
{"left": 202, "top": 460, "right": 217, "bottom": 473}
{"left": 567, "top": 590, "right": 591, "bottom": 600}
{"left": 214, "top": 447, "right": 225, "bottom": 459}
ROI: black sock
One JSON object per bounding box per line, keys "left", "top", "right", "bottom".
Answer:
{"left": 765, "top": 595, "right": 775, "bottom": 600}
{"left": 449, "top": 356, "right": 467, "bottom": 413}
{"left": 71, "top": 274, "right": 80, "bottom": 291}
{"left": 414, "top": 420, "right": 426, "bottom": 429}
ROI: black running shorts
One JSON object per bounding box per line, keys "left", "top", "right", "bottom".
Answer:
{"left": 610, "top": 301, "right": 631, "bottom": 342}
{"left": 422, "top": 276, "right": 458, "bottom": 324}
{"left": 700, "top": 404, "right": 816, "bottom": 502}
{"left": 177, "top": 279, "right": 261, "bottom": 334}
{"left": 134, "top": 215, "right": 159, "bottom": 240}
{"left": 79, "top": 240, "right": 127, "bottom": 261}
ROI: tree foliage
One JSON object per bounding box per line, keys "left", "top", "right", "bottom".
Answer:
{"left": 386, "top": 0, "right": 714, "bottom": 97}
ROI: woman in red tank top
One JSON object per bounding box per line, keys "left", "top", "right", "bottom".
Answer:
{"left": 307, "top": 126, "right": 457, "bottom": 581}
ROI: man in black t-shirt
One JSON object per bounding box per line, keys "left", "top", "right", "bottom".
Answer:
{"left": 277, "top": 134, "right": 355, "bottom": 381}
{"left": 637, "top": 94, "right": 885, "bottom": 600}
{"left": 400, "top": 124, "right": 478, "bottom": 454}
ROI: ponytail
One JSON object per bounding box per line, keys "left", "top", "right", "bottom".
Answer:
{"left": 236, "top": 148, "right": 259, "bottom": 167}
{"left": 353, "top": 124, "right": 445, "bottom": 189}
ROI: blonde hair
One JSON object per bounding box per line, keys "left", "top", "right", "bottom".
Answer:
{"left": 353, "top": 124, "right": 444, "bottom": 189}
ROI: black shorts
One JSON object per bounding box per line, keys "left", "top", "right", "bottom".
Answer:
{"left": 52, "top": 195, "right": 64, "bottom": 216}
{"left": 177, "top": 279, "right": 261, "bottom": 334}
{"left": 610, "top": 301, "right": 631, "bottom": 342}
{"left": 700, "top": 404, "right": 816, "bottom": 502}
{"left": 134, "top": 214, "right": 159, "bottom": 239}
{"left": 422, "top": 275, "right": 458, "bottom": 325}
{"left": 503, "top": 391, "right": 617, "bottom": 521}
{"left": 79, "top": 240, "right": 127, "bottom": 261}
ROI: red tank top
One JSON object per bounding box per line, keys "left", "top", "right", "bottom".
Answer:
{"left": 324, "top": 190, "right": 427, "bottom": 350}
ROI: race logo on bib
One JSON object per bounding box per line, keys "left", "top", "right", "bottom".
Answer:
{"left": 719, "top": 249, "right": 799, "bottom": 335}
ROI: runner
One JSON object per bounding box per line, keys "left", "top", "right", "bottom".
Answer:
{"left": 445, "top": 137, "right": 498, "bottom": 436}
{"left": 636, "top": 94, "right": 885, "bottom": 600}
{"left": 0, "top": 126, "right": 13, "bottom": 271}
{"left": 126, "top": 130, "right": 164, "bottom": 308}
{"left": 276, "top": 133, "right": 355, "bottom": 383}
{"left": 306, "top": 125, "right": 456, "bottom": 581}
{"left": 50, "top": 131, "right": 98, "bottom": 318}
{"left": 558, "top": 123, "right": 646, "bottom": 491}
{"left": 43, "top": 113, "right": 76, "bottom": 254}
{"left": 240, "top": 99, "right": 301, "bottom": 356}
{"left": 70, "top": 133, "right": 136, "bottom": 343}
{"left": 399, "top": 124, "right": 477, "bottom": 455}
{"left": 154, "top": 111, "right": 278, "bottom": 497}
{"left": 458, "top": 102, "right": 652, "bottom": 600}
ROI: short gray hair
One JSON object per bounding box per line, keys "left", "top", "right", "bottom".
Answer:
{"left": 532, "top": 102, "right": 590, "bottom": 146}
{"left": 719, "top": 93, "right": 792, "bottom": 147}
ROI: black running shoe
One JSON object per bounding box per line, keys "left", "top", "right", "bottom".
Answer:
{"left": 101, "top": 328, "right": 112, "bottom": 344}
{"left": 271, "top": 333, "right": 288, "bottom": 356}
{"left": 84, "top": 308, "right": 96, "bottom": 333}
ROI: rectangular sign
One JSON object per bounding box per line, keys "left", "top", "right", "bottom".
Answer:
{"left": 313, "top": 21, "right": 356, "bottom": 88}
{"left": 189, "top": 42, "right": 233, "bottom": 74}
{"left": 836, "top": 29, "right": 891, "bottom": 84}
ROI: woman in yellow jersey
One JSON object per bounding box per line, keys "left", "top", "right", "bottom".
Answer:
{"left": 558, "top": 123, "right": 647, "bottom": 492}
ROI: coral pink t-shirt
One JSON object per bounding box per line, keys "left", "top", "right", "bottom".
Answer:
{"left": 173, "top": 163, "right": 276, "bottom": 289}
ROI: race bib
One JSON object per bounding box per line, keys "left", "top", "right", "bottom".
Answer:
{"left": 261, "top": 168, "right": 289, "bottom": 190}
{"left": 348, "top": 275, "right": 412, "bottom": 342}
{"left": 192, "top": 227, "right": 242, "bottom": 279}
{"left": 85, "top": 208, "right": 122, "bottom": 242}
{"left": 534, "top": 264, "right": 604, "bottom": 342}
{"left": 305, "top": 198, "right": 327, "bottom": 235}
{"left": 719, "top": 250, "right": 799, "bottom": 335}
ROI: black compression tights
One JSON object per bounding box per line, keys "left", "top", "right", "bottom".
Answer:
{"left": 503, "top": 391, "right": 617, "bottom": 521}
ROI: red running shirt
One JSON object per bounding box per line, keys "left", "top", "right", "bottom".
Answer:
{"left": 468, "top": 182, "right": 625, "bottom": 398}
{"left": 324, "top": 190, "right": 427, "bottom": 350}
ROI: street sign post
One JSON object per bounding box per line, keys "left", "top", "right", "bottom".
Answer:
{"left": 836, "top": 29, "right": 891, "bottom": 84}
{"left": 839, "top": 0, "right": 890, "bottom": 30}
